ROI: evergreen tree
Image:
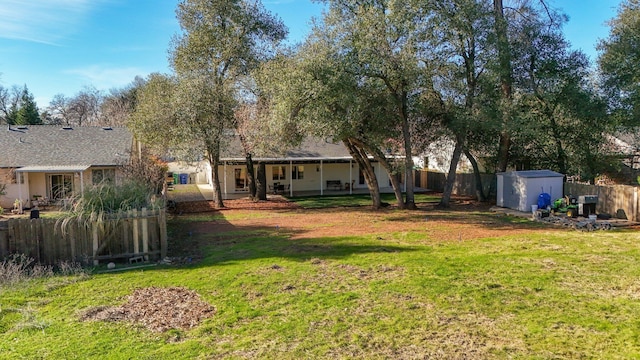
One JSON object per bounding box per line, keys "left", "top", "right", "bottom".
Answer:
{"left": 15, "top": 86, "right": 41, "bottom": 125}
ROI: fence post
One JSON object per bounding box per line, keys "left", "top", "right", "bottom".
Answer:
{"left": 142, "top": 208, "right": 149, "bottom": 261}
{"left": 92, "top": 223, "right": 99, "bottom": 266}
{"left": 160, "top": 209, "right": 167, "bottom": 260}
{"left": 633, "top": 186, "right": 639, "bottom": 221}
{"left": 130, "top": 209, "right": 139, "bottom": 255}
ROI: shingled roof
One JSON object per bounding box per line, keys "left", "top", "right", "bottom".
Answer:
{"left": 220, "top": 136, "right": 353, "bottom": 161}
{"left": 0, "top": 125, "right": 133, "bottom": 168}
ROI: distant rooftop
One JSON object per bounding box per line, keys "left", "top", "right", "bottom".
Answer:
{"left": 0, "top": 125, "right": 133, "bottom": 168}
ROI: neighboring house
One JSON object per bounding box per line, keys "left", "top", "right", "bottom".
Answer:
{"left": 415, "top": 138, "right": 476, "bottom": 173}
{"left": 608, "top": 131, "right": 640, "bottom": 168}
{"left": 601, "top": 131, "right": 640, "bottom": 184}
{"left": 0, "top": 125, "right": 134, "bottom": 210}
{"left": 200, "top": 136, "right": 399, "bottom": 198}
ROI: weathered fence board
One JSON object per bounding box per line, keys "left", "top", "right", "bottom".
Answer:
{"left": 564, "top": 183, "right": 640, "bottom": 222}
{"left": 0, "top": 208, "right": 167, "bottom": 265}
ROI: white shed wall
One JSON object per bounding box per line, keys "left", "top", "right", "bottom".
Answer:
{"left": 497, "top": 171, "right": 564, "bottom": 212}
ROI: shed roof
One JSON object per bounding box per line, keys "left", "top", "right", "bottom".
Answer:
{"left": 498, "top": 170, "right": 564, "bottom": 178}
{"left": 0, "top": 125, "right": 133, "bottom": 168}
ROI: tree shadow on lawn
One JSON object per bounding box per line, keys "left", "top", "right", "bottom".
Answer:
{"left": 377, "top": 205, "right": 547, "bottom": 231}
{"left": 166, "top": 214, "right": 416, "bottom": 268}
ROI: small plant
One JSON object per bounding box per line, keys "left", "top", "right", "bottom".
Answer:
{"left": 14, "top": 304, "right": 49, "bottom": 333}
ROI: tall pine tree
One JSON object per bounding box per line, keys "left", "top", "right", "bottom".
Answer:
{"left": 15, "top": 86, "right": 41, "bottom": 125}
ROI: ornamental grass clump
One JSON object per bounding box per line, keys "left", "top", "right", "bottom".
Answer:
{"left": 57, "top": 181, "right": 163, "bottom": 234}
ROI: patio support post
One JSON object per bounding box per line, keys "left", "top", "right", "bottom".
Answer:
{"left": 223, "top": 161, "right": 227, "bottom": 199}
{"left": 17, "top": 172, "right": 23, "bottom": 211}
{"left": 320, "top": 160, "right": 324, "bottom": 196}
{"left": 289, "top": 160, "right": 293, "bottom": 196}
{"left": 79, "top": 171, "right": 84, "bottom": 194}
{"left": 349, "top": 160, "right": 353, "bottom": 195}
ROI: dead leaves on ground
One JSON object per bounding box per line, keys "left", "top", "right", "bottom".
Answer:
{"left": 80, "top": 286, "right": 215, "bottom": 333}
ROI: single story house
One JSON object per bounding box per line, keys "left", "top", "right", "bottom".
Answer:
{"left": 0, "top": 125, "right": 134, "bottom": 210}
{"left": 200, "top": 137, "right": 403, "bottom": 198}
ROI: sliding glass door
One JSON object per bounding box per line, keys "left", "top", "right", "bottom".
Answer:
{"left": 48, "top": 174, "right": 73, "bottom": 200}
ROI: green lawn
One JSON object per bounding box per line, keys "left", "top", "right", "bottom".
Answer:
{"left": 1, "top": 200, "right": 640, "bottom": 359}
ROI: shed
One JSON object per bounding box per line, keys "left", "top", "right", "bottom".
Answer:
{"left": 496, "top": 170, "right": 564, "bottom": 212}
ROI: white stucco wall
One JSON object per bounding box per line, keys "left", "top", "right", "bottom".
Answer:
{"left": 217, "top": 161, "right": 391, "bottom": 194}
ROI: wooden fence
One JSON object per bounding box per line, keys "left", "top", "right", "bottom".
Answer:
{"left": 417, "top": 170, "right": 494, "bottom": 197}
{"left": 564, "top": 183, "right": 640, "bottom": 222}
{"left": 0, "top": 208, "right": 167, "bottom": 265}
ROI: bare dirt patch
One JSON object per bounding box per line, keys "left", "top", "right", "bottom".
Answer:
{"left": 80, "top": 287, "right": 215, "bottom": 333}
{"left": 175, "top": 196, "right": 299, "bottom": 213}
{"left": 188, "top": 199, "right": 547, "bottom": 242}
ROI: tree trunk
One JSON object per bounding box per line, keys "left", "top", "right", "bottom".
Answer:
{"left": 256, "top": 162, "right": 267, "bottom": 201}
{"left": 207, "top": 140, "right": 225, "bottom": 208}
{"left": 400, "top": 97, "right": 416, "bottom": 210}
{"left": 464, "top": 149, "right": 486, "bottom": 202}
{"left": 349, "top": 137, "right": 404, "bottom": 209}
{"left": 245, "top": 153, "right": 257, "bottom": 200}
{"left": 210, "top": 156, "right": 225, "bottom": 208}
{"left": 344, "top": 139, "right": 381, "bottom": 209}
{"left": 494, "top": 0, "right": 513, "bottom": 172}
{"left": 439, "top": 139, "right": 464, "bottom": 208}
{"left": 239, "top": 133, "right": 257, "bottom": 200}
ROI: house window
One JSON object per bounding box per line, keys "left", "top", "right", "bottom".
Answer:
{"left": 358, "top": 168, "right": 365, "bottom": 185}
{"left": 14, "top": 171, "right": 24, "bottom": 184}
{"left": 234, "top": 168, "right": 247, "bottom": 190}
{"left": 6, "top": 169, "right": 23, "bottom": 184}
{"left": 92, "top": 168, "right": 115, "bottom": 184}
{"left": 292, "top": 165, "right": 304, "bottom": 180}
{"left": 272, "top": 166, "right": 286, "bottom": 180}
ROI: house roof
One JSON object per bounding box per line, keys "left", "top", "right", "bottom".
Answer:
{"left": 220, "top": 136, "right": 354, "bottom": 162}
{"left": 0, "top": 125, "right": 133, "bottom": 168}
{"left": 607, "top": 130, "right": 640, "bottom": 155}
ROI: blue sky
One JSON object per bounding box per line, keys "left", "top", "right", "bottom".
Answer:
{"left": 0, "top": 0, "right": 621, "bottom": 108}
